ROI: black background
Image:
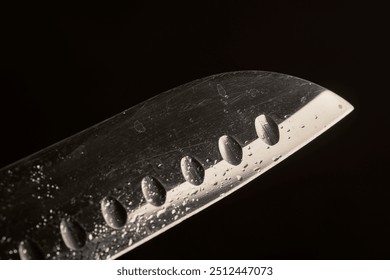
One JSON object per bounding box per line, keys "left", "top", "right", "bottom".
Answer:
{"left": 1, "top": 1, "right": 389, "bottom": 259}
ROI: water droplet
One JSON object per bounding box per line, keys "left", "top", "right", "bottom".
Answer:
{"left": 236, "top": 175, "right": 243, "bottom": 181}
{"left": 60, "top": 218, "right": 86, "bottom": 250}
{"left": 156, "top": 208, "right": 166, "bottom": 218}
{"left": 255, "top": 114, "right": 280, "bottom": 145}
{"left": 18, "top": 240, "right": 44, "bottom": 260}
{"left": 272, "top": 155, "right": 282, "bottom": 161}
{"left": 101, "top": 196, "right": 128, "bottom": 229}
{"left": 141, "top": 176, "right": 166, "bottom": 207}
{"left": 190, "top": 188, "right": 199, "bottom": 195}
{"left": 180, "top": 156, "right": 205, "bottom": 185}
{"left": 218, "top": 135, "right": 243, "bottom": 166}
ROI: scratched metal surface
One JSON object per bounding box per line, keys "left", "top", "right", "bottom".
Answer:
{"left": 0, "top": 71, "right": 351, "bottom": 259}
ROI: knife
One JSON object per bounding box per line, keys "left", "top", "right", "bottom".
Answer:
{"left": 0, "top": 71, "right": 353, "bottom": 259}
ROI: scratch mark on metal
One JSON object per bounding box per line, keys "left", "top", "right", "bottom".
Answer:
{"left": 228, "top": 94, "right": 244, "bottom": 105}
{"left": 197, "top": 99, "right": 208, "bottom": 106}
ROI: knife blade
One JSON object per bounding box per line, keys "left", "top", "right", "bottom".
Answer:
{"left": 0, "top": 71, "right": 353, "bottom": 259}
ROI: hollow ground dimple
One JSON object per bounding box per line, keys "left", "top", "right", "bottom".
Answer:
{"left": 180, "top": 156, "right": 205, "bottom": 185}
{"left": 60, "top": 218, "right": 86, "bottom": 250}
{"left": 255, "top": 114, "right": 280, "bottom": 145}
{"left": 18, "top": 239, "right": 44, "bottom": 260}
{"left": 218, "top": 135, "right": 242, "bottom": 166}
{"left": 101, "top": 196, "right": 128, "bottom": 229}
{"left": 141, "top": 176, "right": 166, "bottom": 206}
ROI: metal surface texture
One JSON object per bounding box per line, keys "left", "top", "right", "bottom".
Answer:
{"left": 0, "top": 71, "right": 353, "bottom": 259}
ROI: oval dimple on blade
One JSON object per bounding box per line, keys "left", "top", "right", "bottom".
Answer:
{"left": 141, "top": 176, "right": 166, "bottom": 207}
{"left": 255, "top": 114, "right": 280, "bottom": 145}
{"left": 101, "top": 196, "right": 127, "bottom": 229}
{"left": 60, "top": 218, "right": 86, "bottom": 250}
{"left": 180, "top": 156, "right": 205, "bottom": 185}
{"left": 18, "top": 239, "right": 44, "bottom": 260}
{"left": 218, "top": 135, "right": 243, "bottom": 166}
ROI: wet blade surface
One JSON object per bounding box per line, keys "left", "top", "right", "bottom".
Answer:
{"left": 0, "top": 71, "right": 353, "bottom": 259}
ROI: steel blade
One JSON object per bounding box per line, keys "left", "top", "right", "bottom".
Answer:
{"left": 0, "top": 71, "right": 353, "bottom": 259}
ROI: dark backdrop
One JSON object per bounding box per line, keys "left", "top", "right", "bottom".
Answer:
{"left": 1, "top": 1, "right": 389, "bottom": 259}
